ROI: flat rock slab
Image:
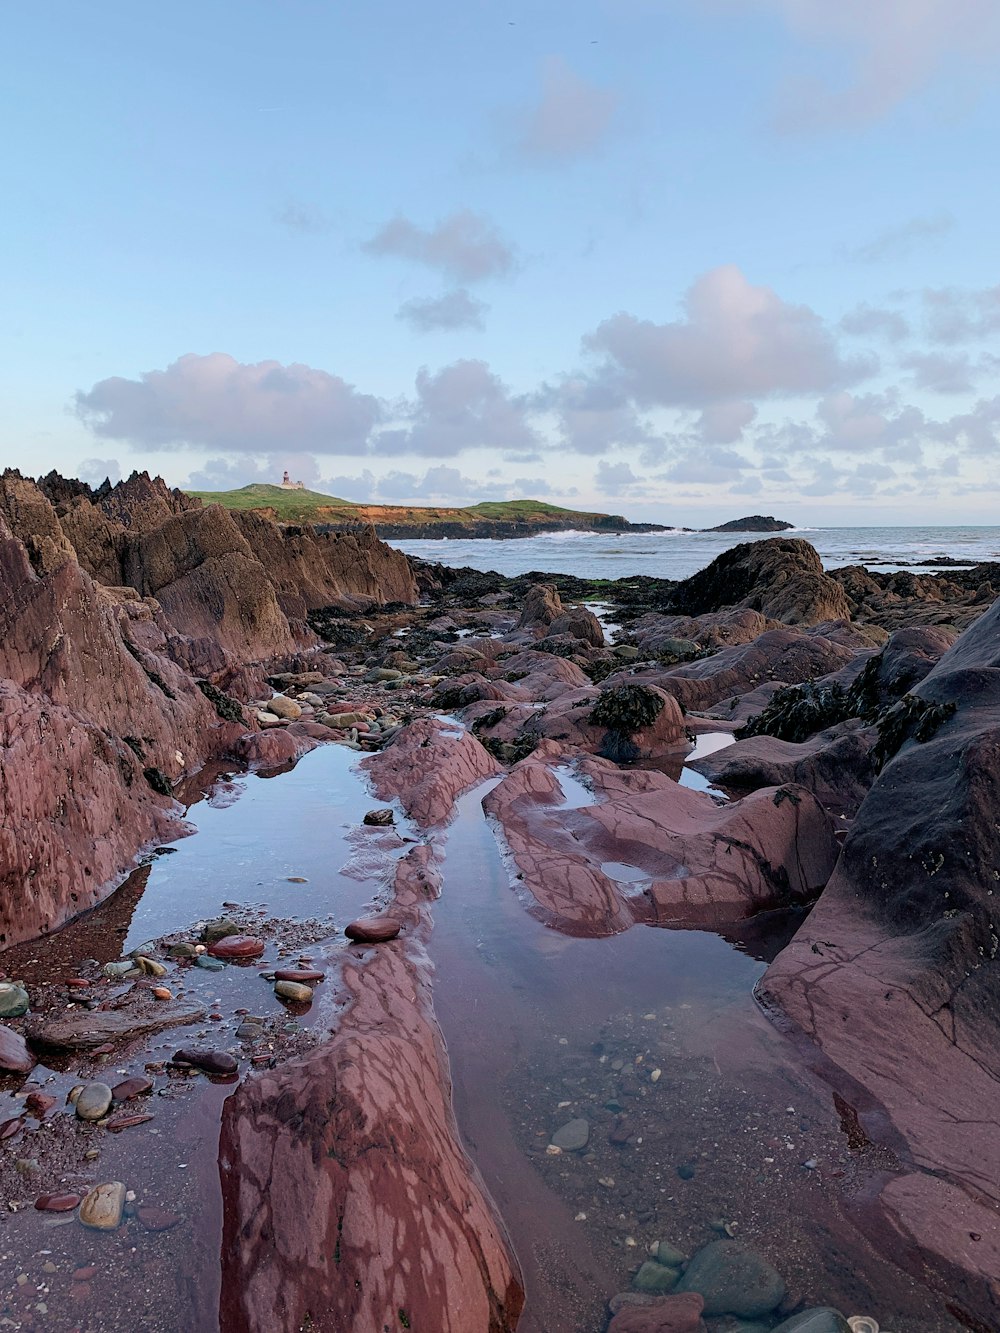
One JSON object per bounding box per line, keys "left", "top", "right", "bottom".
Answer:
{"left": 272, "top": 969, "right": 325, "bottom": 983}
{"left": 25, "top": 999, "right": 206, "bottom": 1051}
{"left": 0, "top": 1023, "right": 35, "bottom": 1072}
{"left": 112, "top": 1075, "right": 154, "bottom": 1101}
{"left": 345, "top": 916, "right": 401, "bottom": 943}
{"left": 675, "top": 1241, "right": 785, "bottom": 1318}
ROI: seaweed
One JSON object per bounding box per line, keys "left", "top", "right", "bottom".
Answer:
{"left": 589, "top": 683, "right": 665, "bottom": 763}
{"left": 872, "top": 693, "right": 957, "bottom": 772}
{"left": 197, "top": 679, "right": 245, "bottom": 723}
{"left": 144, "top": 766, "right": 173, "bottom": 796}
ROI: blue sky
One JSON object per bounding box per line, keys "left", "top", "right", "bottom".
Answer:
{"left": 3, "top": 0, "right": 999, "bottom": 524}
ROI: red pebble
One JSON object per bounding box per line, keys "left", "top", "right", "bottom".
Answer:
{"left": 106, "top": 1111, "right": 155, "bottom": 1132}
{"left": 111, "top": 1075, "right": 153, "bottom": 1101}
{"left": 345, "top": 916, "right": 401, "bottom": 944}
{"left": 273, "top": 968, "right": 325, "bottom": 983}
{"left": 73, "top": 1266, "right": 98, "bottom": 1281}
{"left": 24, "top": 1092, "right": 57, "bottom": 1117}
{"left": 0, "top": 1115, "right": 24, "bottom": 1140}
{"left": 35, "top": 1192, "right": 82, "bottom": 1212}
{"left": 137, "top": 1205, "right": 181, "bottom": 1232}
{"left": 207, "top": 936, "right": 265, "bottom": 960}
{"left": 65, "top": 978, "right": 90, "bottom": 989}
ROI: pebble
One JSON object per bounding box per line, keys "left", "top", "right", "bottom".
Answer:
{"left": 236, "top": 1022, "right": 264, "bottom": 1041}
{"left": 273, "top": 968, "right": 325, "bottom": 983}
{"left": 195, "top": 955, "right": 226, "bottom": 971}
{"left": 106, "top": 1112, "right": 155, "bottom": 1132}
{"left": 135, "top": 956, "right": 167, "bottom": 978}
{"left": 344, "top": 916, "right": 401, "bottom": 943}
{"left": 633, "top": 1259, "right": 680, "bottom": 1293}
{"left": 550, "top": 1118, "right": 590, "bottom": 1152}
{"left": 151, "top": 987, "right": 173, "bottom": 1001}
{"left": 172, "top": 1047, "right": 238, "bottom": 1075}
{"left": 208, "top": 936, "right": 265, "bottom": 960}
{"left": 168, "top": 942, "right": 198, "bottom": 959}
{"left": 274, "top": 981, "right": 313, "bottom": 1004}
{"left": 34, "top": 1192, "right": 82, "bottom": 1213}
{"left": 137, "top": 1205, "right": 181, "bottom": 1232}
{"left": 75, "top": 1082, "right": 114, "bottom": 1121}
{"left": 676, "top": 1240, "right": 785, "bottom": 1318}
{"left": 24, "top": 1092, "right": 56, "bottom": 1118}
{"left": 0, "top": 982, "right": 29, "bottom": 1018}
{"left": 79, "top": 1181, "right": 126, "bottom": 1231}
{"left": 73, "top": 1266, "right": 98, "bottom": 1281}
{"left": 201, "top": 918, "right": 240, "bottom": 943}
{"left": 0, "top": 1024, "right": 35, "bottom": 1073}
{"left": 112, "top": 1075, "right": 154, "bottom": 1101}
{"left": 773, "top": 1312, "right": 853, "bottom": 1333}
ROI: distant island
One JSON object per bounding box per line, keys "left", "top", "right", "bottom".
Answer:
{"left": 703, "top": 515, "right": 794, "bottom": 533}
{"left": 185, "top": 485, "right": 671, "bottom": 539}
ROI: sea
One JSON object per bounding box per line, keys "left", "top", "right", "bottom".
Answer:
{"left": 388, "top": 525, "right": 1000, "bottom": 583}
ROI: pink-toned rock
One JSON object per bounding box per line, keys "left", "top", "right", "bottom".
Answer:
{"left": 24, "top": 1091, "right": 56, "bottom": 1117}
{"left": 272, "top": 968, "right": 325, "bottom": 983}
{"left": 208, "top": 935, "right": 265, "bottom": 960}
{"left": 34, "top": 1192, "right": 82, "bottom": 1212}
{"left": 760, "top": 595, "right": 1000, "bottom": 1327}
{"left": 137, "top": 1205, "right": 181, "bottom": 1231}
{"left": 485, "top": 744, "right": 838, "bottom": 935}
{"left": 609, "top": 1292, "right": 706, "bottom": 1332}
{"left": 232, "top": 728, "right": 319, "bottom": 770}
{"left": 364, "top": 716, "right": 501, "bottom": 826}
{"left": 0, "top": 1023, "right": 35, "bottom": 1072}
{"left": 219, "top": 846, "right": 523, "bottom": 1333}
{"left": 0, "top": 1115, "right": 24, "bottom": 1140}
{"left": 345, "top": 916, "right": 401, "bottom": 944}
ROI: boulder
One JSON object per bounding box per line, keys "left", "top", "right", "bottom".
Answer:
{"left": 669, "top": 539, "right": 851, "bottom": 627}
{"left": 674, "top": 1241, "right": 785, "bottom": 1318}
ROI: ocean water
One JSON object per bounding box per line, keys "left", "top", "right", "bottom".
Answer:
{"left": 389, "top": 525, "right": 1000, "bottom": 583}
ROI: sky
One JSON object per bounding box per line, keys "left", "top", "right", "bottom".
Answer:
{"left": 2, "top": 0, "right": 1000, "bottom": 526}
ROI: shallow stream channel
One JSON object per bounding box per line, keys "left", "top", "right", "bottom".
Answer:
{"left": 0, "top": 737, "right": 963, "bottom": 1332}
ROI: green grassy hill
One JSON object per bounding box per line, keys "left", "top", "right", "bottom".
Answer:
{"left": 186, "top": 484, "right": 357, "bottom": 521}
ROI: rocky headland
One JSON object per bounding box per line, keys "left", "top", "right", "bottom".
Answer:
{"left": 1, "top": 479, "right": 998, "bottom": 1331}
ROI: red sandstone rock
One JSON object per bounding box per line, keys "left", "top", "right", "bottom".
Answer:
{"left": 219, "top": 846, "right": 523, "bottom": 1333}
{"left": 24, "top": 1091, "right": 56, "bottom": 1117}
{"left": 173, "top": 1048, "right": 239, "bottom": 1075}
{"left": 609, "top": 1292, "right": 706, "bottom": 1332}
{"left": 364, "top": 716, "right": 502, "bottom": 826}
{"left": 760, "top": 594, "right": 1000, "bottom": 1327}
{"left": 208, "top": 935, "right": 265, "bottom": 960}
{"left": 485, "top": 744, "right": 839, "bottom": 935}
{"left": 272, "top": 968, "right": 325, "bottom": 983}
{"left": 0, "top": 1023, "right": 35, "bottom": 1072}
{"left": 112, "top": 1075, "right": 154, "bottom": 1101}
{"left": 344, "top": 916, "right": 401, "bottom": 943}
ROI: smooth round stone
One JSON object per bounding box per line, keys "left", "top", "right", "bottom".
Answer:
{"left": 103, "top": 960, "right": 134, "bottom": 979}
{"left": 675, "top": 1241, "right": 786, "bottom": 1318}
{"left": 274, "top": 980, "right": 313, "bottom": 1004}
{"left": 773, "top": 1311, "right": 852, "bottom": 1333}
{"left": 344, "top": 916, "right": 401, "bottom": 944}
{"left": 168, "top": 942, "right": 198, "bottom": 959}
{"left": 137, "top": 1205, "right": 181, "bottom": 1232}
{"left": 633, "top": 1260, "right": 680, "bottom": 1293}
{"left": 134, "top": 956, "right": 167, "bottom": 978}
{"left": 0, "top": 982, "right": 30, "bottom": 1018}
{"left": 34, "top": 1192, "right": 82, "bottom": 1213}
{"left": 266, "top": 694, "right": 302, "bottom": 720}
{"left": 172, "top": 1047, "right": 238, "bottom": 1075}
{"left": 0, "top": 1024, "right": 35, "bottom": 1073}
{"left": 236, "top": 1022, "right": 264, "bottom": 1041}
{"left": 273, "top": 968, "right": 325, "bottom": 983}
{"left": 656, "top": 1242, "right": 687, "bottom": 1268}
{"left": 208, "top": 936, "right": 265, "bottom": 960}
{"left": 75, "top": 1082, "right": 113, "bottom": 1121}
{"left": 79, "top": 1181, "right": 126, "bottom": 1230}
{"left": 551, "top": 1118, "right": 590, "bottom": 1152}
{"left": 111, "top": 1076, "right": 153, "bottom": 1102}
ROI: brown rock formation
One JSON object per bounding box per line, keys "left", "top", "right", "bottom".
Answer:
{"left": 219, "top": 846, "right": 523, "bottom": 1333}
{"left": 364, "top": 716, "right": 502, "bottom": 826}
{"left": 759, "top": 594, "right": 1000, "bottom": 1327}
{"left": 669, "top": 538, "right": 852, "bottom": 627}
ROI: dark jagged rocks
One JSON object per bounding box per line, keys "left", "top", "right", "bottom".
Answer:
{"left": 703, "top": 515, "right": 794, "bottom": 533}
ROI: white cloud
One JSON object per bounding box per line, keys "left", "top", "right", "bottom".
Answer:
{"left": 585, "top": 265, "right": 872, "bottom": 407}
{"left": 750, "top": 0, "right": 1000, "bottom": 127}
{"left": 363, "top": 210, "right": 514, "bottom": 283}
{"left": 76, "top": 353, "right": 381, "bottom": 454}
{"left": 378, "top": 360, "right": 539, "bottom": 457}
{"left": 516, "top": 57, "right": 618, "bottom": 161}
{"left": 595, "top": 459, "right": 642, "bottom": 497}
{"left": 397, "top": 289, "right": 488, "bottom": 333}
